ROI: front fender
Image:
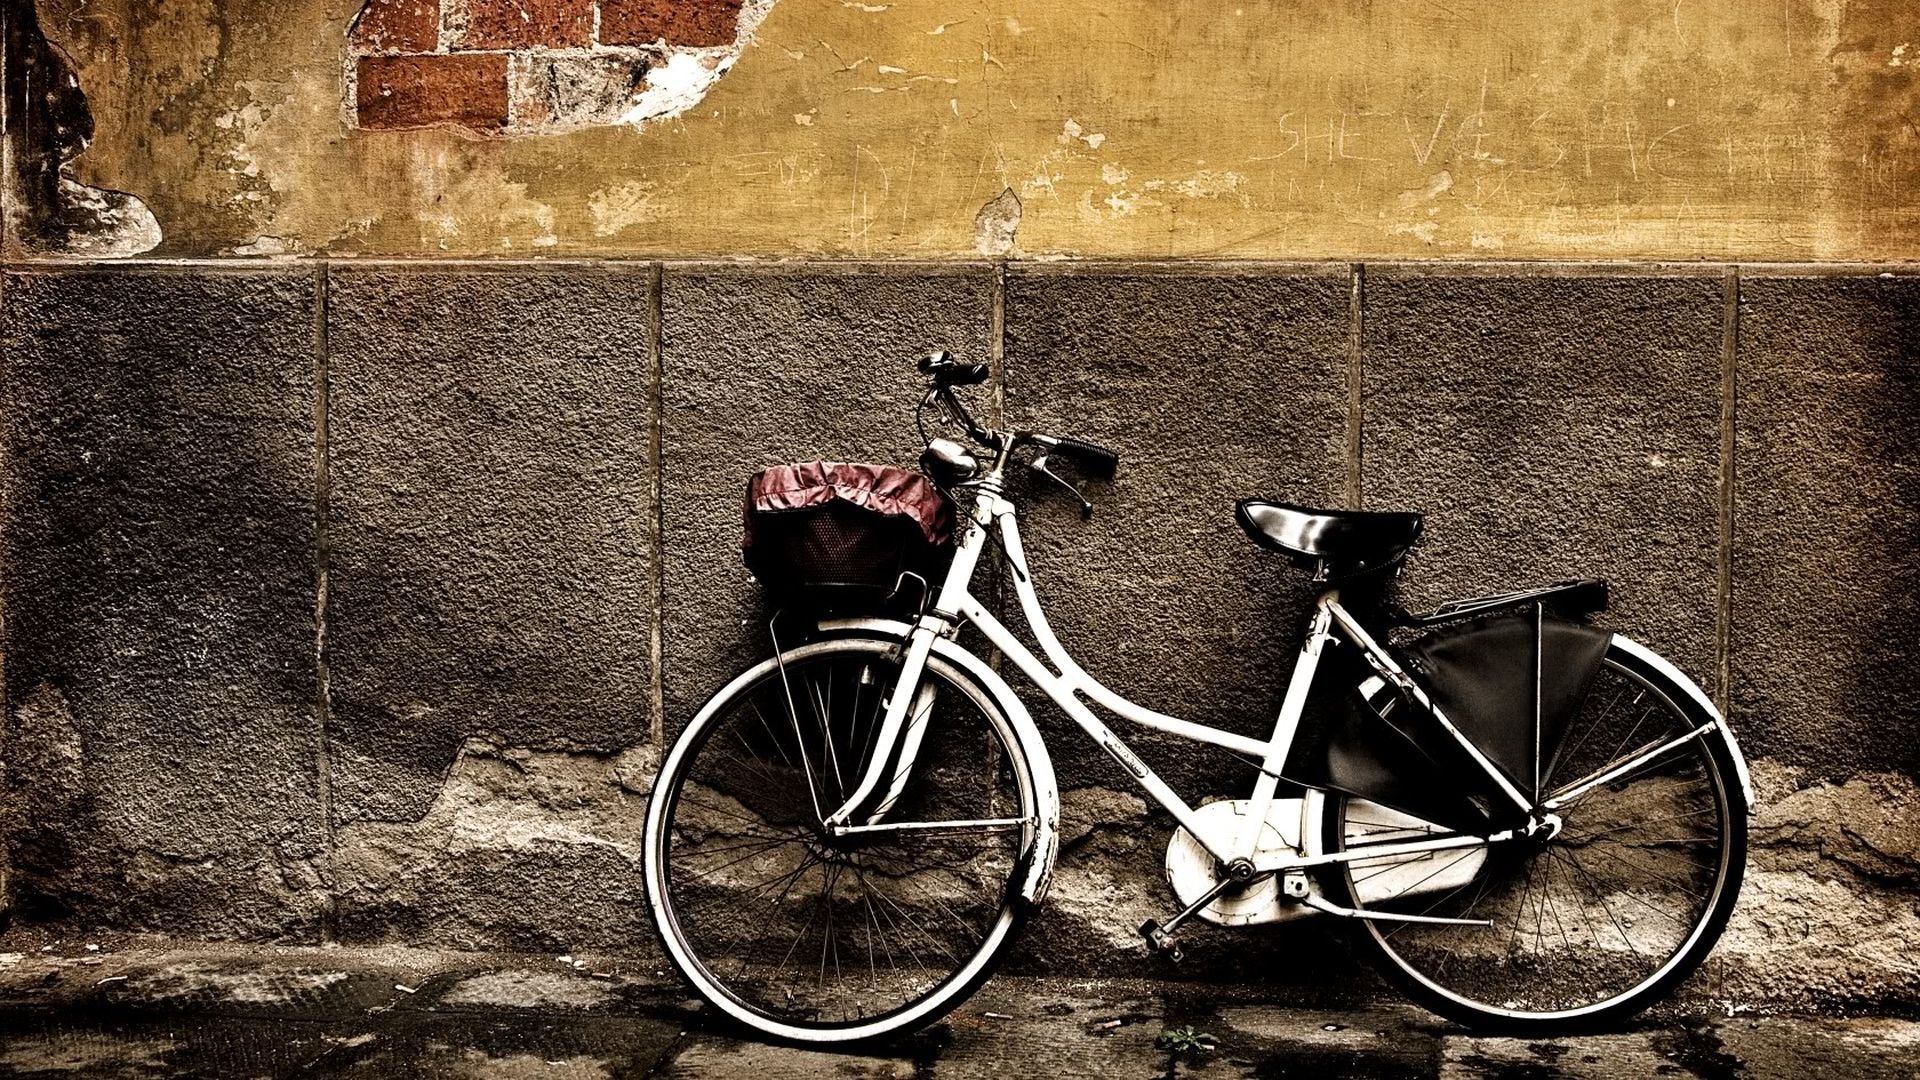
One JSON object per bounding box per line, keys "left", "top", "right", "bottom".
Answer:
{"left": 816, "top": 617, "right": 1061, "bottom": 906}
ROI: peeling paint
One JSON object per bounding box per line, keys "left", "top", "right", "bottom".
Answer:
{"left": 1397, "top": 170, "right": 1453, "bottom": 207}
{"left": 2, "top": 0, "right": 160, "bottom": 256}
{"left": 615, "top": 51, "right": 726, "bottom": 126}
{"left": 586, "top": 180, "right": 666, "bottom": 237}
{"left": 412, "top": 157, "right": 560, "bottom": 249}
{"left": 973, "top": 185, "right": 1020, "bottom": 255}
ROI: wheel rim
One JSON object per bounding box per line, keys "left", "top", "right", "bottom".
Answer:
{"left": 651, "top": 645, "right": 1035, "bottom": 1034}
{"left": 1336, "top": 655, "right": 1737, "bottom": 1020}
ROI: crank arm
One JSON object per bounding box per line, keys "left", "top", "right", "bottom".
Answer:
{"left": 1162, "top": 868, "right": 1264, "bottom": 936}
{"left": 1301, "top": 892, "right": 1492, "bottom": 926}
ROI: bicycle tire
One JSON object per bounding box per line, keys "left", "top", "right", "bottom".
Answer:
{"left": 1323, "top": 636, "right": 1748, "bottom": 1031}
{"left": 644, "top": 638, "right": 1041, "bottom": 1044}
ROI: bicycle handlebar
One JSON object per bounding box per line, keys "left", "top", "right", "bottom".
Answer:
{"left": 918, "top": 350, "right": 990, "bottom": 387}
{"left": 918, "top": 353, "right": 1121, "bottom": 480}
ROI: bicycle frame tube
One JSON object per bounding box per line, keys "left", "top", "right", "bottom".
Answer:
{"left": 823, "top": 471, "right": 1536, "bottom": 867}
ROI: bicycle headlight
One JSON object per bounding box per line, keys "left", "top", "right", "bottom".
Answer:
{"left": 920, "top": 437, "right": 979, "bottom": 487}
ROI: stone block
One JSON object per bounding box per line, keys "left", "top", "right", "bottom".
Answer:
{"left": 1733, "top": 274, "right": 1920, "bottom": 775}
{"left": 325, "top": 267, "right": 654, "bottom": 826}
{"left": 0, "top": 267, "right": 325, "bottom": 937}
{"left": 1003, "top": 265, "right": 1351, "bottom": 793}
{"left": 1361, "top": 270, "right": 1724, "bottom": 686}
{"left": 657, "top": 264, "right": 993, "bottom": 729}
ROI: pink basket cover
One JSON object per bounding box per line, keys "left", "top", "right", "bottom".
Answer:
{"left": 743, "top": 461, "right": 954, "bottom": 553}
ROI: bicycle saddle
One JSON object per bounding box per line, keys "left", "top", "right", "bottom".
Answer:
{"left": 1235, "top": 500, "right": 1424, "bottom": 580}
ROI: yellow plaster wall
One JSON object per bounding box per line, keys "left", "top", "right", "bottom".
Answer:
{"left": 36, "top": 0, "right": 1920, "bottom": 259}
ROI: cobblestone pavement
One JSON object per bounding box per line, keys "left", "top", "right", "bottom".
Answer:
{"left": 0, "top": 940, "right": 1911, "bottom": 1078}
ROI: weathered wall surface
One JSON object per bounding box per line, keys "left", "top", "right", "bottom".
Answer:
{"left": 2, "top": 0, "right": 1917, "bottom": 1018}
{"left": 2, "top": 260, "right": 1916, "bottom": 1010}
{"left": 9, "top": 0, "right": 1920, "bottom": 259}
{"left": 0, "top": 267, "right": 328, "bottom": 936}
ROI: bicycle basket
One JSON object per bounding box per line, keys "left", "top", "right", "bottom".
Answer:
{"left": 743, "top": 461, "right": 955, "bottom": 611}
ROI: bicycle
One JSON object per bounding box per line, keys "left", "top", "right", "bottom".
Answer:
{"left": 643, "top": 352, "right": 1754, "bottom": 1044}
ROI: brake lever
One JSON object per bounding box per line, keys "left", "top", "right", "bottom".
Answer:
{"left": 1030, "top": 453, "right": 1094, "bottom": 519}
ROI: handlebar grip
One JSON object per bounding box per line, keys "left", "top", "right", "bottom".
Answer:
{"left": 916, "top": 351, "right": 990, "bottom": 387}
{"left": 1052, "top": 437, "right": 1120, "bottom": 480}
{"left": 944, "top": 362, "right": 990, "bottom": 386}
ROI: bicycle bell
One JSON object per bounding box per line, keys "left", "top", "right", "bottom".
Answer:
{"left": 920, "top": 437, "right": 979, "bottom": 487}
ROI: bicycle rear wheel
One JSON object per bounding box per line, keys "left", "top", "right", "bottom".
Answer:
{"left": 1325, "top": 637, "right": 1747, "bottom": 1030}
{"left": 644, "top": 638, "right": 1039, "bottom": 1044}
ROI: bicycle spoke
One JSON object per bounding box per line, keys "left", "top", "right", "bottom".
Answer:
{"left": 1562, "top": 807, "right": 1715, "bottom": 844}
{"left": 676, "top": 834, "right": 798, "bottom": 861}
{"left": 1373, "top": 848, "right": 1484, "bottom": 940}
{"left": 675, "top": 839, "right": 798, "bottom": 885}
{"left": 1553, "top": 846, "right": 1640, "bottom": 954}
{"left": 1568, "top": 842, "right": 1708, "bottom": 902}
{"left": 1544, "top": 682, "right": 1630, "bottom": 790}
{"left": 1563, "top": 848, "right": 1690, "bottom": 927}
{"left": 855, "top": 858, "right": 925, "bottom": 973}
{"left": 676, "top": 794, "right": 787, "bottom": 830}
{"left": 747, "top": 701, "right": 797, "bottom": 771}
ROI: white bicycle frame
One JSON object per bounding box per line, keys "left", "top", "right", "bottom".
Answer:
{"left": 814, "top": 461, "right": 1739, "bottom": 893}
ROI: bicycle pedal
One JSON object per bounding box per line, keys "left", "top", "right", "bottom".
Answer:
{"left": 1138, "top": 920, "right": 1185, "bottom": 964}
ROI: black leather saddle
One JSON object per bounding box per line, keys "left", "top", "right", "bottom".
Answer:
{"left": 1234, "top": 500, "right": 1424, "bottom": 581}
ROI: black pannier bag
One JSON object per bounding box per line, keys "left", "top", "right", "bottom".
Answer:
{"left": 743, "top": 461, "right": 955, "bottom": 611}
{"left": 1288, "top": 609, "right": 1612, "bottom": 834}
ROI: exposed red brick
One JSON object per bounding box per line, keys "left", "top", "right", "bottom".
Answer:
{"left": 348, "top": 0, "right": 442, "bottom": 54}
{"left": 598, "top": 0, "right": 744, "bottom": 48}
{"left": 457, "top": 0, "right": 596, "bottom": 49}
{"left": 355, "top": 54, "right": 511, "bottom": 134}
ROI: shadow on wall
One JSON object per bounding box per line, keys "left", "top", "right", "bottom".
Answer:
{"left": 0, "top": 270, "right": 323, "bottom": 936}
{"left": 1859, "top": 292, "right": 1920, "bottom": 775}
{"left": 1, "top": 0, "right": 160, "bottom": 256}
{"left": 347, "top": 0, "right": 775, "bottom": 137}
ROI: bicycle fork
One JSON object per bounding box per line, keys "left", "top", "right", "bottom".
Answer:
{"left": 817, "top": 618, "right": 945, "bottom": 831}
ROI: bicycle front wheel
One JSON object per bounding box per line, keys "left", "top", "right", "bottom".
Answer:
{"left": 644, "top": 638, "right": 1040, "bottom": 1044}
{"left": 1326, "top": 637, "right": 1748, "bottom": 1030}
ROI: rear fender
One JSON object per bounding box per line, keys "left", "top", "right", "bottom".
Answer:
{"left": 1607, "top": 635, "right": 1756, "bottom": 810}
{"left": 816, "top": 617, "right": 1062, "bottom": 906}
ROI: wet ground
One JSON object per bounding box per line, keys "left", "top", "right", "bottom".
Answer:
{"left": 0, "top": 940, "right": 1910, "bottom": 1078}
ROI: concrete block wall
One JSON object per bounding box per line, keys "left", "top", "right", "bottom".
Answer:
{"left": 1, "top": 260, "right": 1915, "bottom": 1006}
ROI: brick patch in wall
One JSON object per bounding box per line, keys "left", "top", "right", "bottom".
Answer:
{"left": 600, "top": 0, "right": 746, "bottom": 49}
{"left": 356, "top": 54, "right": 512, "bottom": 132}
{"left": 344, "top": 0, "right": 774, "bottom": 136}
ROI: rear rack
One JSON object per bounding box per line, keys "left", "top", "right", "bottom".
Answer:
{"left": 1391, "top": 578, "right": 1609, "bottom": 627}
